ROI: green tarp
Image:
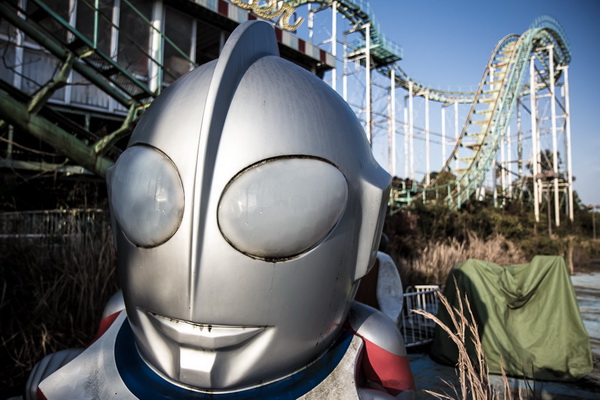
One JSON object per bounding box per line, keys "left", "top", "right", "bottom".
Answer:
{"left": 430, "top": 256, "right": 593, "bottom": 381}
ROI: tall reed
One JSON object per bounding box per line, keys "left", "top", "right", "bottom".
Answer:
{"left": 413, "top": 287, "right": 530, "bottom": 400}
{"left": 390, "top": 234, "right": 527, "bottom": 288}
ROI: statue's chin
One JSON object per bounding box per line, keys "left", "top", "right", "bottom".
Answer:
{"left": 133, "top": 310, "right": 291, "bottom": 391}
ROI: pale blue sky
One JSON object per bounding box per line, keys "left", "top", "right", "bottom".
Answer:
{"left": 365, "top": 0, "right": 600, "bottom": 207}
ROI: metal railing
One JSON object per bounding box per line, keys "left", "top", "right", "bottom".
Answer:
{"left": 0, "top": 209, "right": 109, "bottom": 240}
{"left": 286, "top": 0, "right": 403, "bottom": 64}
{"left": 401, "top": 285, "right": 440, "bottom": 347}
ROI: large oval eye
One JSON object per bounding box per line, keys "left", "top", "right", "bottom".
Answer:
{"left": 218, "top": 157, "right": 348, "bottom": 260}
{"left": 109, "top": 145, "right": 184, "bottom": 248}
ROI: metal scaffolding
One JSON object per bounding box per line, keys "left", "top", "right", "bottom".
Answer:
{"left": 299, "top": 3, "right": 573, "bottom": 221}
{"left": 0, "top": 0, "right": 575, "bottom": 222}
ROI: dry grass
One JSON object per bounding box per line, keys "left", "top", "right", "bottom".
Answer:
{"left": 414, "top": 286, "right": 532, "bottom": 400}
{"left": 0, "top": 210, "right": 118, "bottom": 398}
{"left": 0, "top": 207, "right": 566, "bottom": 398}
{"left": 392, "top": 234, "right": 527, "bottom": 288}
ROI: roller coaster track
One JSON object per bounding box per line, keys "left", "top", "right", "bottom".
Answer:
{"left": 413, "top": 15, "right": 571, "bottom": 208}
{"left": 286, "top": 2, "right": 571, "bottom": 209}
{"left": 286, "top": 0, "right": 477, "bottom": 103}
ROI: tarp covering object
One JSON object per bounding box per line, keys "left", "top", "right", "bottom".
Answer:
{"left": 430, "top": 256, "right": 593, "bottom": 381}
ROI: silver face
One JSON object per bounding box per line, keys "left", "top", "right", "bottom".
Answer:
{"left": 107, "top": 21, "right": 391, "bottom": 391}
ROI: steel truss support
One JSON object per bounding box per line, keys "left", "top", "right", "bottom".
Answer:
{"left": 388, "top": 69, "right": 396, "bottom": 176}
{"left": 563, "top": 66, "right": 574, "bottom": 222}
{"left": 365, "top": 23, "right": 371, "bottom": 144}
{"left": 408, "top": 81, "right": 414, "bottom": 180}
{"left": 331, "top": 1, "right": 337, "bottom": 91}
{"left": 517, "top": 98, "right": 523, "bottom": 195}
{"left": 526, "top": 45, "right": 573, "bottom": 226}
{"left": 441, "top": 104, "right": 447, "bottom": 165}
{"left": 425, "top": 90, "right": 430, "bottom": 186}
{"left": 403, "top": 95, "right": 408, "bottom": 178}
{"left": 284, "top": 5, "right": 572, "bottom": 216}
{"left": 454, "top": 101, "right": 459, "bottom": 172}
{"left": 549, "top": 45, "right": 560, "bottom": 227}
{"left": 149, "top": 0, "right": 164, "bottom": 93}
{"left": 530, "top": 55, "right": 541, "bottom": 223}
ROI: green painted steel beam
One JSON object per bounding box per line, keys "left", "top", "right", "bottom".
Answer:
{"left": 0, "top": 90, "right": 114, "bottom": 177}
{"left": 286, "top": 0, "right": 403, "bottom": 63}
{"left": 28, "top": 0, "right": 154, "bottom": 101}
{"left": 0, "top": 2, "right": 133, "bottom": 107}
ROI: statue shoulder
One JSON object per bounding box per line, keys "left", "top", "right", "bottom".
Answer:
{"left": 348, "top": 302, "right": 416, "bottom": 399}
{"left": 348, "top": 301, "right": 407, "bottom": 357}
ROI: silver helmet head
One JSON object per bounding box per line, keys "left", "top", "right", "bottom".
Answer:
{"left": 107, "top": 21, "right": 391, "bottom": 391}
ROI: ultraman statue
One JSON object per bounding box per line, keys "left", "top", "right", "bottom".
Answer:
{"left": 27, "top": 21, "right": 415, "bottom": 399}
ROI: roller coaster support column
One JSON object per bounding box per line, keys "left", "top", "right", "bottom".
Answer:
{"left": 491, "top": 66, "right": 497, "bottom": 206}
{"left": 65, "top": 3, "right": 77, "bottom": 106}
{"left": 365, "top": 23, "right": 372, "bottom": 144}
{"left": 388, "top": 69, "right": 396, "bottom": 176}
{"left": 4, "top": 2, "right": 24, "bottom": 148}
{"left": 342, "top": 35, "right": 347, "bottom": 101}
{"left": 517, "top": 99, "right": 523, "bottom": 196}
{"left": 454, "top": 101, "right": 459, "bottom": 172}
{"left": 331, "top": 1, "right": 337, "bottom": 91}
{"left": 493, "top": 158, "right": 498, "bottom": 207}
{"left": 149, "top": 0, "right": 164, "bottom": 94}
{"left": 409, "top": 81, "right": 414, "bottom": 180}
{"left": 549, "top": 45, "right": 560, "bottom": 227}
{"left": 404, "top": 96, "right": 408, "bottom": 177}
{"left": 441, "top": 105, "right": 446, "bottom": 165}
{"left": 308, "top": 4, "right": 314, "bottom": 42}
{"left": 109, "top": 0, "right": 120, "bottom": 112}
{"left": 501, "top": 129, "right": 507, "bottom": 204}
{"left": 530, "top": 55, "right": 540, "bottom": 223}
{"left": 564, "top": 66, "right": 574, "bottom": 222}
{"left": 506, "top": 126, "right": 512, "bottom": 199}
{"left": 12, "top": 5, "right": 24, "bottom": 91}
{"left": 425, "top": 90, "right": 430, "bottom": 186}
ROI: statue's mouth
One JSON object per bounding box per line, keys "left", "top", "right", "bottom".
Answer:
{"left": 146, "top": 311, "right": 267, "bottom": 350}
